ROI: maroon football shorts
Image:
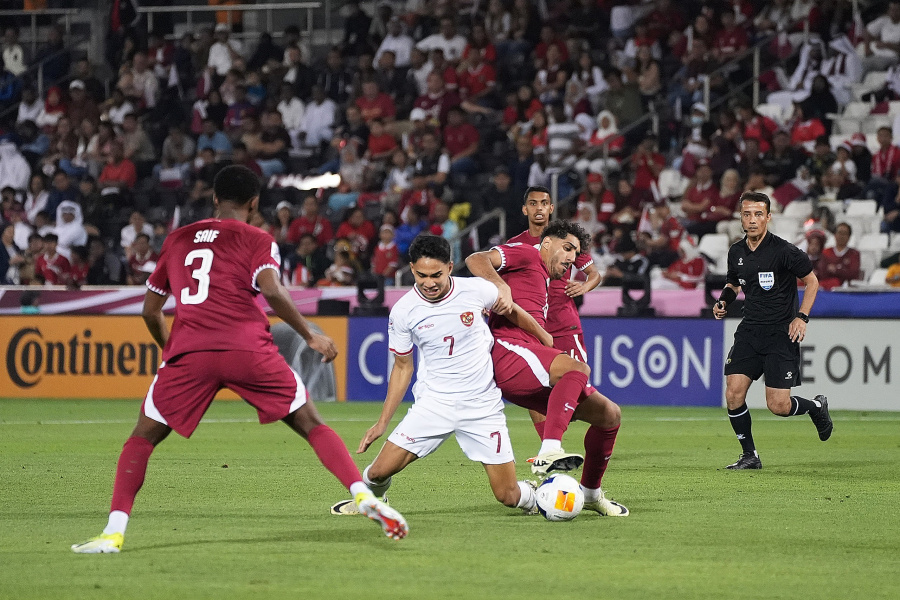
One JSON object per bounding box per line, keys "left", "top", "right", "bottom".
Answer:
{"left": 142, "top": 348, "right": 307, "bottom": 437}
{"left": 553, "top": 332, "right": 597, "bottom": 396}
{"left": 491, "top": 336, "right": 562, "bottom": 413}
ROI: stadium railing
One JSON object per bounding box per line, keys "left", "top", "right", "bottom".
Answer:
{"left": 0, "top": 7, "right": 81, "bottom": 55}
{"left": 136, "top": 2, "right": 327, "bottom": 46}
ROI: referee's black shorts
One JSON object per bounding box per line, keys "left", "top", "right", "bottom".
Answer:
{"left": 724, "top": 322, "right": 801, "bottom": 389}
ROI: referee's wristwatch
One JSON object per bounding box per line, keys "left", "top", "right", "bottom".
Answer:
{"left": 797, "top": 312, "right": 810, "bottom": 323}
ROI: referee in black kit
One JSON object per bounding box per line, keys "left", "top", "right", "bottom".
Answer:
{"left": 712, "top": 191, "right": 833, "bottom": 470}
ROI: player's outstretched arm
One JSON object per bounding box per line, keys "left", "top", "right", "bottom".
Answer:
{"left": 506, "top": 302, "right": 553, "bottom": 347}
{"left": 358, "top": 352, "right": 414, "bottom": 453}
{"left": 257, "top": 268, "right": 338, "bottom": 363}
{"left": 142, "top": 290, "right": 170, "bottom": 349}
{"left": 465, "top": 249, "right": 513, "bottom": 314}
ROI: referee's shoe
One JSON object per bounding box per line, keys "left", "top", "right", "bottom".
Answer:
{"left": 810, "top": 395, "right": 833, "bottom": 441}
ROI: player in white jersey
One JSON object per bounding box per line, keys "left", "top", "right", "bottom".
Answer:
{"left": 331, "top": 234, "right": 553, "bottom": 515}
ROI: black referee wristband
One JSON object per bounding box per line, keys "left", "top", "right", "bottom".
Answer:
{"left": 717, "top": 287, "right": 737, "bottom": 306}
{"left": 797, "top": 312, "right": 809, "bottom": 323}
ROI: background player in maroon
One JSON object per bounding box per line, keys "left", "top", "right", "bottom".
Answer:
{"left": 72, "top": 166, "right": 407, "bottom": 553}
{"left": 506, "top": 186, "right": 626, "bottom": 516}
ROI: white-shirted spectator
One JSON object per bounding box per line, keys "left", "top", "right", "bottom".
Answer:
{"left": 374, "top": 17, "right": 414, "bottom": 68}
{"left": 207, "top": 23, "right": 243, "bottom": 77}
{"left": 298, "top": 85, "right": 337, "bottom": 150}
{"left": 862, "top": 1, "right": 900, "bottom": 76}
{"left": 416, "top": 17, "right": 467, "bottom": 64}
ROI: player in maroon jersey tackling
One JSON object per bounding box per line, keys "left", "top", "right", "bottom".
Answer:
{"left": 72, "top": 166, "right": 407, "bottom": 553}
{"left": 468, "top": 186, "right": 628, "bottom": 517}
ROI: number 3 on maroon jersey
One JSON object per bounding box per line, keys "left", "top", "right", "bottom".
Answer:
{"left": 182, "top": 249, "right": 214, "bottom": 305}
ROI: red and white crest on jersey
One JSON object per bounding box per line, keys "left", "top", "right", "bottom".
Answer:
{"left": 460, "top": 311, "right": 475, "bottom": 326}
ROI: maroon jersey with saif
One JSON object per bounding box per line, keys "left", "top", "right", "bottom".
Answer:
{"left": 487, "top": 241, "right": 549, "bottom": 343}
{"left": 146, "top": 218, "right": 281, "bottom": 361}
{"left": 507, "top": 230, "right": 593, "bottom": 336}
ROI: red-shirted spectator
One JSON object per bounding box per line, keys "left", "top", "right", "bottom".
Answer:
{"left": 461, "top": 23, "right": 497, "bottom": 65}
{"left": 663, "top": 237, "right": 707, "bottom": 289}
{"left": 35, "top": 233, "right": 71, "bottom": 285}
{"left": 871, "top": 126, "right": 900, "bottom": 180}
{"left": 414, "top": 72, "right": 462, "bottom": 127}
{"left": 98, "top": 140, "right": 138, "bottom": 192}
{"left": 817, "top": 222, "right": 861, "bottom": 289}
{"left": 399, "top": 173, "right": 438, "bottom": 223}
{"left": 371, "top": 224, "right": 400, "bottom": 284}
{"left": 127, "top": 233, "right": 160, "bottom": 285}
{"left": 366, "top": 118, "right": 399, "bottom": 163}
{"left": 443, "top": 107, "right": 479, "bottom": 177}
{"left": 789, "top": 104, "right": 826, "bottom": 153}
{"left": 534, "top": 24, "right": 569, "bottom": 67}
{"left": 630, "top": 135, "right": 665, "bottom": 192}
{"left": 287, "top": 195, "right": 334, "bottom": 246}
{"left": 356, "top": 80, "right": 397, "bottom": 123}
{"left": 458, "top": 52, "right": 497, "bottom": 103}
{"left": 681, "top": 159, "right": 724, "bottom": 237}
{"left": 713, "top": 11, "right": 749, "bottom": 64}
{"left": 581, "top": 172, "right": 616, "bottom": 228}
{"left": 335, "top": 207, "right": 376, "bottom": 258}
{"left": 502, "top": 84, "right": 543, "bottom": 128}
{"left": 737, "top": 103, "right": 779, "bottom": 153}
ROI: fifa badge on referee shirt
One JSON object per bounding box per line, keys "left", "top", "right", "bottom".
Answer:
{"left": 460, "top": 312, "right": 475, "bottom": 326}
{"left": 758, "top": 272, "right": 774, "bottom": 290}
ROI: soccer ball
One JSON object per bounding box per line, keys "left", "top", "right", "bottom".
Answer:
{"left": 535, "top": 474, "right": 584, "bottom": 521}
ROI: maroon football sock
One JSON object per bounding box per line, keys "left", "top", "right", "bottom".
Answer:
{"left": 110, "top": 436, "right": 155, "bottom": 514}
{"left": 307, "top": 424, "right": 363, "bottom": 490}
{"left": 580, "top": 425, "right": 619, "bottom": 489}
{"left": 543, "top": 370, "right": 588, "bottom": 442}
{"left": 533, "top": 419, "right": 545, "bottom": 439}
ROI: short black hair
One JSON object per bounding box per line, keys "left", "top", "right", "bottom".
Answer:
{"left": 409, "top": 234, "right": 451, "bottom": 264}
{"left": 836, "top": 221, "right": 852, "bottom": 236}
{"left": 135, "top": 233, "right": 151, "bottom": 243}
{"left": 523, "top": 185, "right": 552, "bottom": 204}
{"left": 43, "top": 233, "right": 59, "bottom": 243}
{"left": 541, "top": 220, "right": 590, "bottom": 255}
{"left": 213, "top": 165, "right": 261, "bottom": 205}
{"left": 739, "top": 191, "right": 771, "bottom": 213}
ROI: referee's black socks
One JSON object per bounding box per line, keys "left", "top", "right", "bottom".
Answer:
{"left": 727, "top": 403, "right": 756, "bottom": 455}
{"left": 788, "top": 396, "right": 822, "bottom": 417}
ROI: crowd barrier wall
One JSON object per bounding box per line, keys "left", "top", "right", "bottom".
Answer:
{"left": 4, "top": 315, "right": 895, "bottom": 411}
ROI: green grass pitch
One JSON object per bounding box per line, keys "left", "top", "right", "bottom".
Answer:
{"left": 1, "top": 399, "right": 898, "bottom": 600}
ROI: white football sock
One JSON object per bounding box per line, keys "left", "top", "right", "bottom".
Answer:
{"left": 349, "top": 481, "right": 369, "bottom": 498}
{"left": 581, "top": 486, "right": 601, "bottom": 503}
{"left": 362, "top": 465, "right": 392, "bottom": 498}
{"left": 538, "top": 439, "right": 562, "bottom": 455}
{"left": 103, "top": 510, "right": 129, "bottom": 535}
{"left": 516, "top": 481, "right": 536, "bottom": 510}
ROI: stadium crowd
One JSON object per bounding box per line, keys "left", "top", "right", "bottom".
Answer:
{"left": 2, "top": 0, "right": 900, "bottom": 290}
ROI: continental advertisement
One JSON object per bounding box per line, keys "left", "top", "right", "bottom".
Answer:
{"left": 0, "top": 316, "right": 347, "bottom": 401}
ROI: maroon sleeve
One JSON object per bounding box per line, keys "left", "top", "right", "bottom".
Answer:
{"left": 146, "top": 235, "right": 172, "bottom": 296}
{"left": 249, "top": 229, "right": 282, "bottom": 292}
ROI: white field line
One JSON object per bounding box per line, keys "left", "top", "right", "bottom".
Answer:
{"left": 1, "top": 415, "right": 898, "bottom": 426}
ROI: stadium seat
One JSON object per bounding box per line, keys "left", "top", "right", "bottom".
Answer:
{"left": 829, "top": 134, "right": 850, "bottom": 150}
{"left": 868, "top": 267, "right": 889, "bottom": 285}
{"left": 841, "top": 101, "right": 872, "bottom": 118}
{"left": 783, "top": 200, "right": 812, "bottom": 218}
{"left": 772, "top": 216, "right": 804, "bottom": 239}
{"left": 756, "top": 103, "right": 786, "bottom": 124}
{"left": 697, "top": 233, "right": 730, "bottom": 274}
{"left": 844, "top": 199, "right": 879, "bottom": 216}
{"left": 858, "top": 233, "right": 890, "bottom": 251}
{"left": 862, "top": 115, "right": 893, "bottom": 134}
